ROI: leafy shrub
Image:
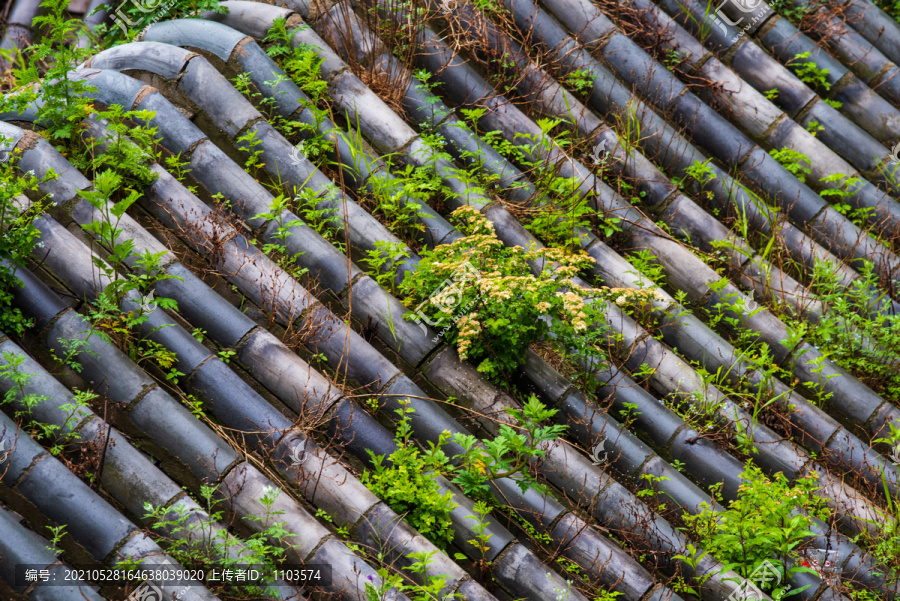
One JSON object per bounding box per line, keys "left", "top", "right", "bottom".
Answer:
{"left": 144, "top": 484, "right": 290, "bottom": 599}
{"left": 450, "top": 394, "right": 566, "bottom": 499}
{"left": 367, "top": 162, "right": 440, "bottom": 242}
{"left": 363, "top": 240, "right": 410, "bottom": 296}
{"left": 361, "top": 400, "right": 457, "bottom": 550}
{"left": 770, "top": 148, "right": 811, "bottom": 183}
{"left": 0, "top": 156, "right": 47, "bottom": 336}
{"left": 1, "top": 0, "right": 95, "bottom": 146}
{"left": 768, "top": 0, "right": 809, "bottom": 24}
{"left": 873, "top": 0, "right": 900, "bottom": 21}
{"left": 400, "top": 206, "right": 613, "bottom": 381}
{"left": 562, "top": 69, "right": 594, "bottom": 95}
{"left": 365, "top": 549, "right": 464, "bottom": 601}
{"left": 524, "top": 192, "right": 597, "bottom": 251}
{"left": 788, "top": 52, "right": 832, "bottom": 91}
{"left": 680, "top": 462, "right": 829, "bottom": 595}
{"left": 803, "top": 259, "right": 900, "bottom": 398}
{"left": 102, "top": 0, "right": 227, "bottom": 42}
{"left": 75, "top": 105, "right": 160, "bottom": 188}
{"left": 459, "top": 111, "right": 621, "bottom": 246}
{"left": 850, "top": 454, "right": 900, "bottom": 590}
{"left": 264, "top": 19, "right": 334, "bottom": 165}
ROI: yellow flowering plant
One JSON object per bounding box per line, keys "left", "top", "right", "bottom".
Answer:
{"left": 400, "top": 206, "right": 610, "bottom": 382}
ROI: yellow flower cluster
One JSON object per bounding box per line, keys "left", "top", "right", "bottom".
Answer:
{"left": 473, "top": 275, "right": 528, "bottom": 302}
{"left": 445, "top": 233, "right": 504, "bottom": 251}
{"left": 558, "top": 291, "right": 590, "bottom": 331}
{"left": 532, "top": 246, "right": 595, "bottom": 267}
{"left": 603, "top": 287, "right": 667, "bottom": 306}
{"left": 456, "top": 313, "right": 483, "bottom": 359}
{"left": 414, "top": 205, "right": 672, "bottom": 372}
{"left": 451, "top": 206, "right": 496, "bottom": 236}
{"left": 432, "top": 288, "right": 461, "bottom": 314}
